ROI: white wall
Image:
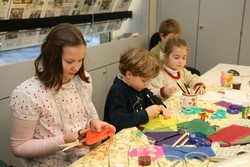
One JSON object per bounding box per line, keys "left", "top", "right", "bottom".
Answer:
{"left": 156, "top": 0, "right": 250, "bottom": 74}
{"left": 156, "top": 0, "right": 199, "bottom": 68}
{"left": 113, "top": 0, "right": 149, "bottom": 37}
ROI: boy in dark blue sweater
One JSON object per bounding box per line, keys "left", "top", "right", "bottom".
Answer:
{"left": 104, "top": 48, "right": 170, "bottom": 132}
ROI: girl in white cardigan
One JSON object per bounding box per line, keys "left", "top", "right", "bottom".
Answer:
{"left": 148, "top": 37, "right": 206, "bottom": 100}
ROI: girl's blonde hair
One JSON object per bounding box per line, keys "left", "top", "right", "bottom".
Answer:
{"left": 164, "top": 37, "right": 189, "bottom": 56}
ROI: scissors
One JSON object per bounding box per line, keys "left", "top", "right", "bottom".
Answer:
{"left": 61, "top": 128, "right": 115, "bottom": 151}
{"left": 61, "top": 130, "right": 87, "bottom": 151}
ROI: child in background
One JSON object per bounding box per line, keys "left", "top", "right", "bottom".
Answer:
{"left": 104, "top": 48, "right": 170, "bottom": 132}
{"left": 150, "top": 18, "right": 200, "bottom": 76}
{"left": 148, "top": 38, "right": 206, "bottom": 100}
{"left": 150, "top": 18, "right": 181, "bottom": 62}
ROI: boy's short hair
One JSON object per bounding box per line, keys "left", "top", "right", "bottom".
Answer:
{"left": 159, "top": 18, "right": 181, "bottom": 36}
{"left": 164, "top": 37, "right": 189, "bottom": 56}
{"left": 119, "top": 48, "right": 160, "bottom": 79}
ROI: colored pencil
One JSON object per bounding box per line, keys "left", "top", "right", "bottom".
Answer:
{"left": 177, "top": 82, "right": 187, "bottom": 94}
{"left": 184, "top": 84, "right": 190, "bottom": 94}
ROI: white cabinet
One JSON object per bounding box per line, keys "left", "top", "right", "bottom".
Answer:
{"left": 89, "top": 67, "right": 107, "bottom": 120}
{"left": 106, "top": 62, "right": 119, "bottom": 91}
{"left": 158, "top": 0, "right": 247, "bottom": 74}
{"left": 157, "top": 0, "right": 199, "bottom": 68}
{"left": 89, "top": 62, "right": 119, "bottom": 120}
{"left": 196, "top": 0, "right": 244, "bottom": 74}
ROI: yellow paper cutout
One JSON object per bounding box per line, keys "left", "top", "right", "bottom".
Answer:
{"left": 140, "top": 117, "right": 188, "bottom": 130}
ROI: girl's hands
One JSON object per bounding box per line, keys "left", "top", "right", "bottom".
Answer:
{"left": 90, "top": 118, "right": 116, "bottom": 133}
{"left": 63, "top": 119, "right": 116, "bottom": 146}
{"left": 195, "top": 85, "right": 206, "bottom": 95}
{"left": 196, "top": 87, "right": 206, "bottom": 95}
{"left": 164, "top": 86, "right": 177, "bottom": 97}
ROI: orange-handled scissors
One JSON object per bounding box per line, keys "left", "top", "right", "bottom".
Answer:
{"left": 61, "top": 128, "right": 115, "bottom": 151}
{"left": 61, "top": 130, "right": 87, "bottom": 151}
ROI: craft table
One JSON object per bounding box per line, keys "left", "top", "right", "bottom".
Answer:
{"left": 200, "top": 63, "right": 250, "bottom": 92}
{"left": 70, "top": 63, "right": 250, "bottom": 167}
{"left": 69, "top": 127, "right": 160, "bottom": 167}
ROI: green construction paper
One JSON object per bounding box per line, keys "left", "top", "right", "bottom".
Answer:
{"left": 177, "top": 119, "right": 216, "bottom": 136}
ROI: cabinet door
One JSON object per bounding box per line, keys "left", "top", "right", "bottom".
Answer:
{"left": 157, "top": 0, "right": 199, "bottom": 68}
{"left": 89, "top": 67, "right": 107, "bottom": 120}
{"left": 0, "top": 98, "right": 22, "bottom": 166}
{"left": 106, "top": 62, "right": 119, "bottom": 93}
{"left": 239, "top": 0, "right": 250, "bottom": 66}
{"left": 196, "top": 0, "right": 245, "bottom": 74}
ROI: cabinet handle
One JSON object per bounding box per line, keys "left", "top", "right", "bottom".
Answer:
{"left": 199, "top": 25, "right": 204, "bottom": 29}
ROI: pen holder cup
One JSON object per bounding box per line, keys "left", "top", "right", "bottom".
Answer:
{"left": 220, "top": 71, "right": 233, "bottom": 87}
{"left": 181, "top": 93, "right": 197, "bottom": 109}
{"left": 108, "top": 143, "right": 130, "bottom": 167}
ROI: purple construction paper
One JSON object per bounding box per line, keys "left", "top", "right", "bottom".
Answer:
{"left": 214, "top": 101, "right": 232, "bottom": 108}
{"left": 145, "top": 131, "right": 191, "bottom": 146}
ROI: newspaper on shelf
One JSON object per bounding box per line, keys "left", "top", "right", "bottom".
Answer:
{"left": 7, "top": 0, "right": 46, "bottom": 19}
{"left": 0, "top": 0, "right": 11, "bottom": 20}
{"left": 113, "top": 0, "right": 132, "bottom": 12}
{"left": 0, "top": 0, "right": 133, "bottom": 51}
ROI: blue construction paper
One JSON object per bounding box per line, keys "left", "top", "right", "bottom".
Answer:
{"left": 162, "top": 145, "right": 216, "bottom": 159}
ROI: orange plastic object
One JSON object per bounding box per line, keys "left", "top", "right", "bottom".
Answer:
{"left": 85, "top": 128, "right": 115, "bottom": 145}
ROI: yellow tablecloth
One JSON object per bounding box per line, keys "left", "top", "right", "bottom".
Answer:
{"left": 69, "top": 127, "right": 161, "bottom": 167}
{"left": 164, "top": 85, "right": 243, "bottom": 128}
{"left": 70, "top": 86, "right": 247, "bottom": 167}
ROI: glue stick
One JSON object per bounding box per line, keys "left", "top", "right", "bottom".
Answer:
{"left": 242, "top": 100, "right": 249, "bottom": 119}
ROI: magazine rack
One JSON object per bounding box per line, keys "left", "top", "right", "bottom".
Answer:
{"left": 0, "top": 11, "right": 132, "bottom": 32}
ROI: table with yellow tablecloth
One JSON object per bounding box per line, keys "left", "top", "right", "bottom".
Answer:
{"left": 163, "top": 85, "right": 244, "bottom": 129}
{"left": 70, "top": 86, "right": 246, "bottom": 167}
{"left": 70, "top": 64, "right": 250, "bottom": 166}
{"left": 69, "top": 127, "right": 162, "bottom": 167}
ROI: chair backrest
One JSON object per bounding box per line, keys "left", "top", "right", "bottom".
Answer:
{"left": 149, "top": 32, "right": 161, "bottom": 50}
{"left": 0, "top": 160, "right": 9, "bottom": 167}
